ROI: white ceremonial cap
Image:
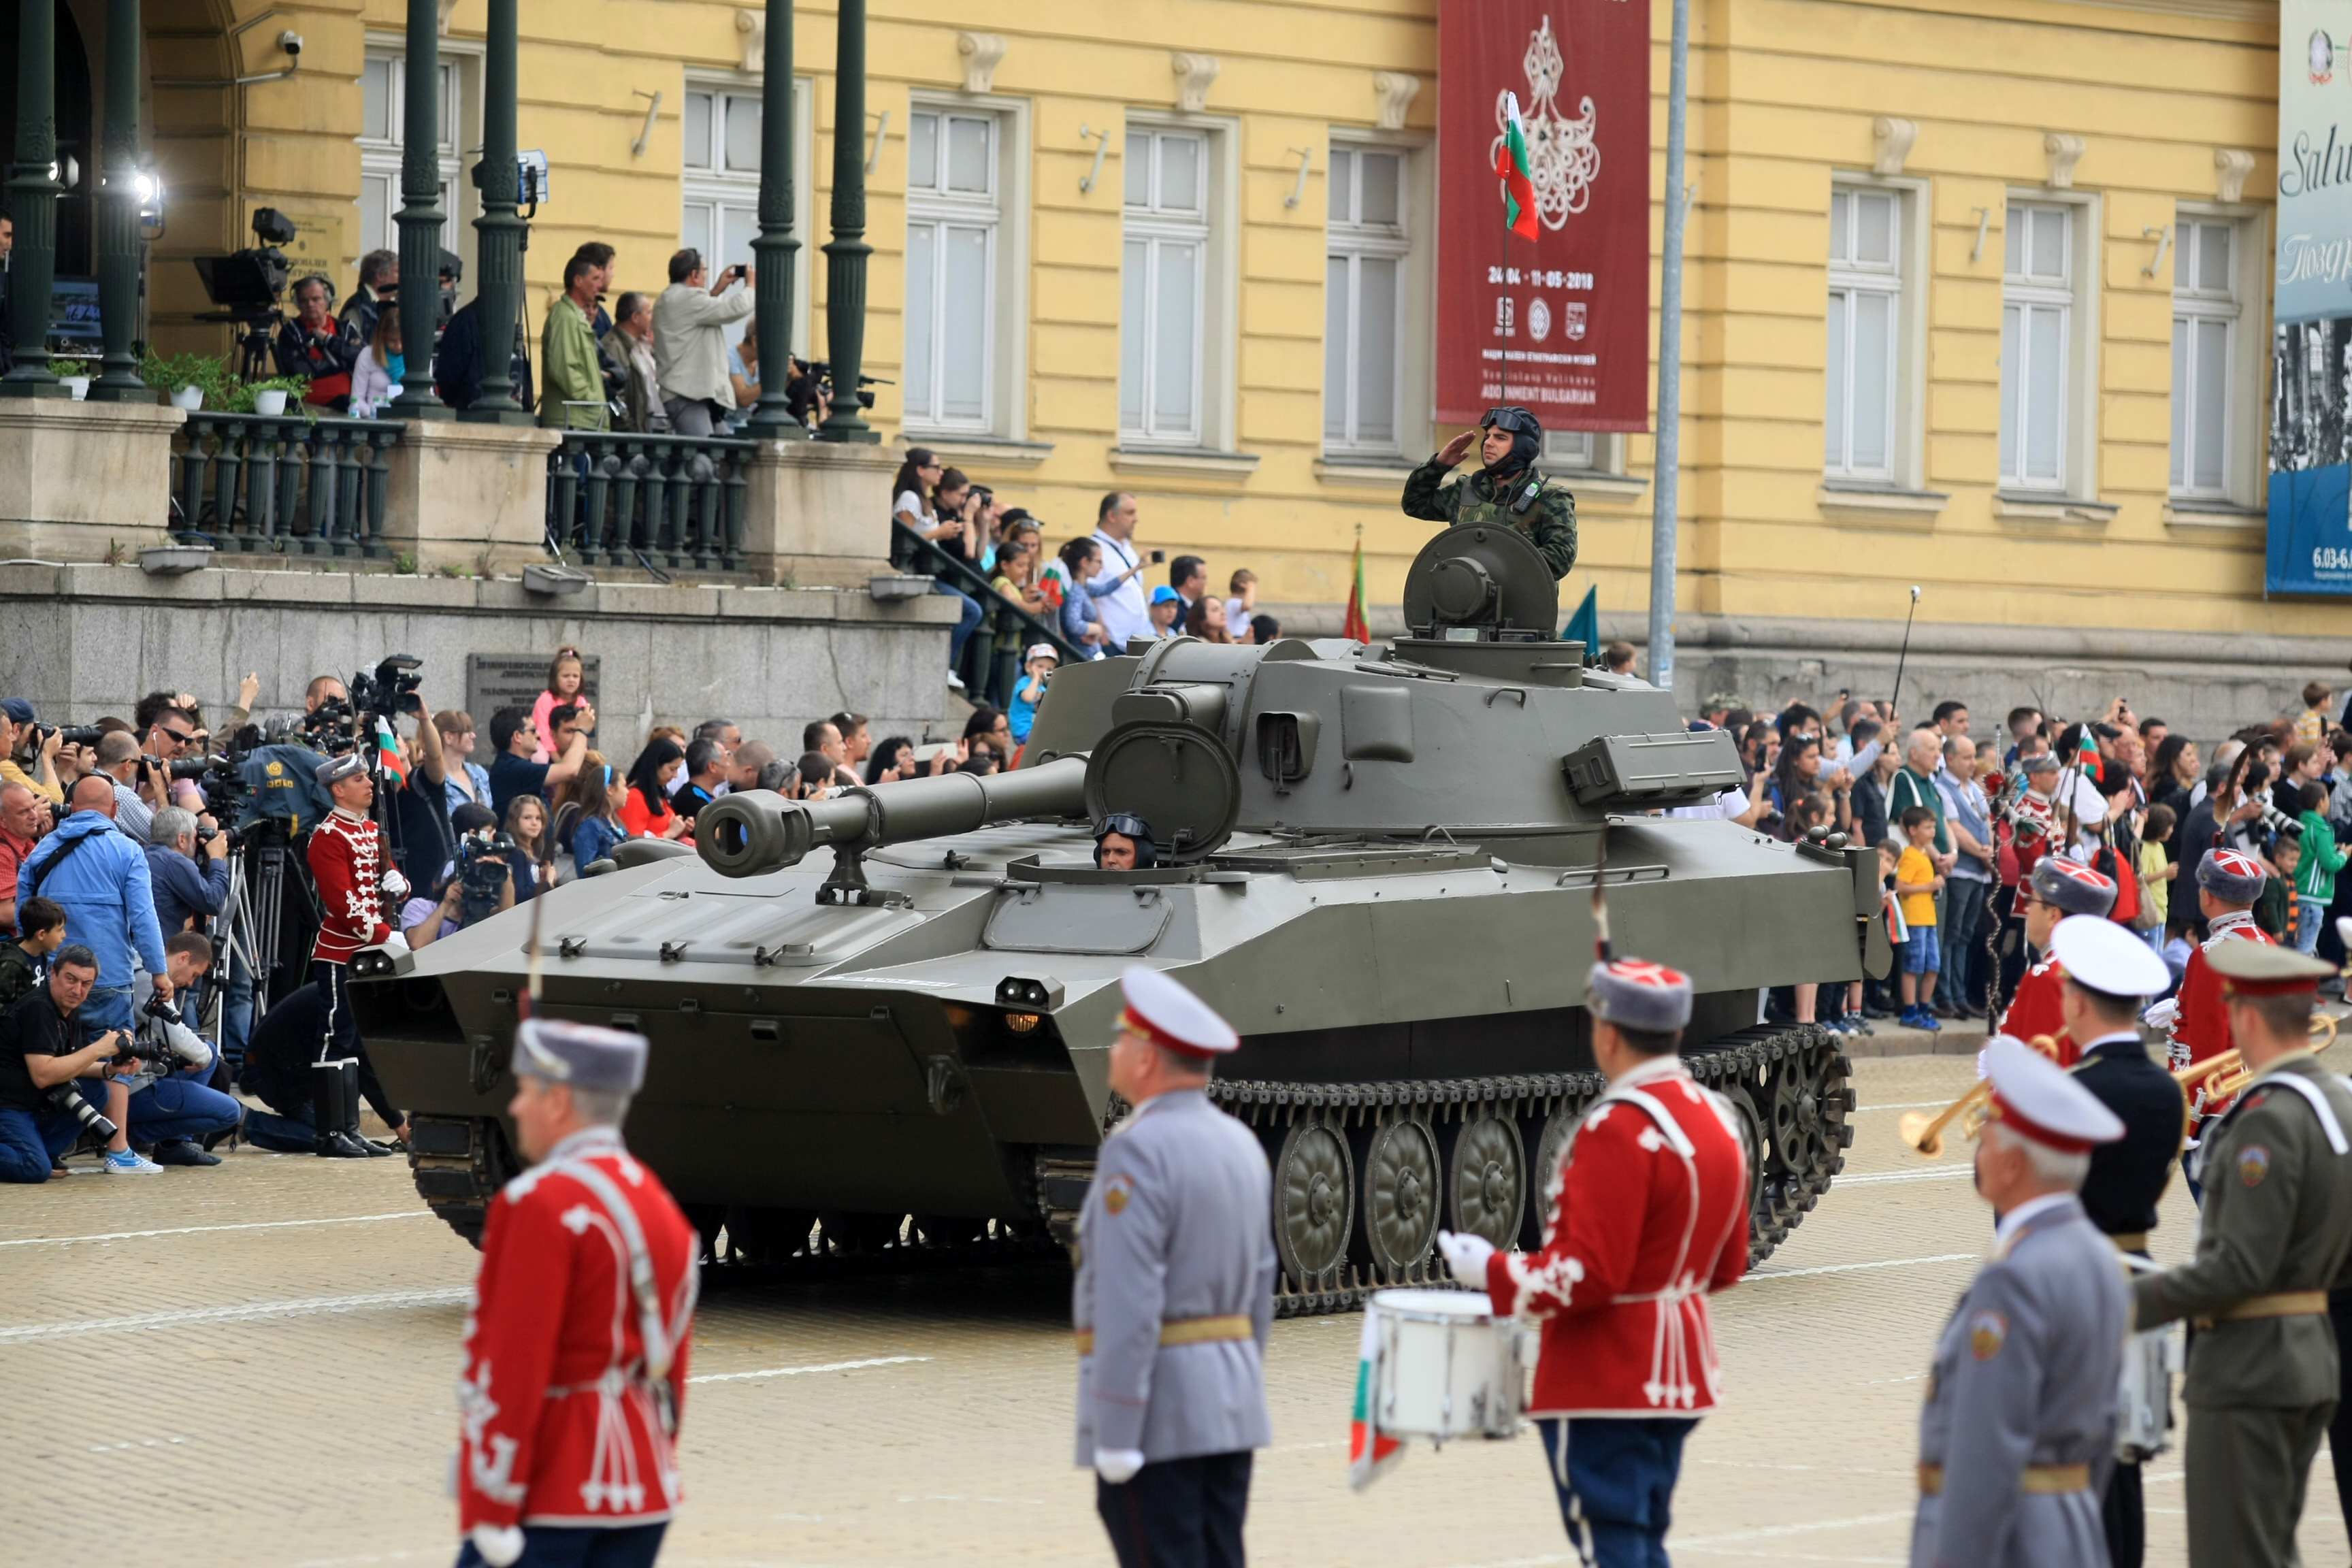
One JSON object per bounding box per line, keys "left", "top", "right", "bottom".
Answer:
{"left": 511, "top": 1017, "right": 649, "bottom": 1092}
{"left": 1116, "top": 965, "right": 1239, "bottom": 1057}
{"left": 2049, "top": 914, "right": 2171, "bottom": 1001}
{"left": 1983, "top": 1035, "right": 2125, "bottom": 1154}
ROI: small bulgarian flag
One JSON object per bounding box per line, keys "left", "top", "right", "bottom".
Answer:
{"left": 1341, "top": 534, "right": 1371, "bottom": 644}
{"left": 1347, "top": 1311, "right": 1406, "bottom": 1490}
{"left": 1496, "top": 91, "right": 1539, "bottom": 242}
{"left": 374, "top": 717, "right": 408, "bottom": 787}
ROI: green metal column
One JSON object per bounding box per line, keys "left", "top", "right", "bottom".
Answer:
{"left": 389, "top": 0, "right": 449, "bottom": 417}
{"left": 745, "top": 0, "right": 799, "bottom": 437}
{"left": 461, "top": 0, "right": 529, "bottom": 422}
{"left": 1, "top": 0, "right": 67, "bottom": 395}
{"left": 87, "top": 0, "right": 154, "bottom": 402}
{"left": 814, "top": 0, "right": 876, "bottom": 442}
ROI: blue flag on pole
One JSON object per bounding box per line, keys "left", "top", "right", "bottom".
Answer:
{"left": 1563, "top": 585, "right": 1599, "bottom": 657}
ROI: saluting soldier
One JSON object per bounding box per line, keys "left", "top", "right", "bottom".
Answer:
{"left": 1996, "top": 858, "right": 2117, "bottom": 1065}
{"left": 1074, "top": 967, "right": 1276, "bottom": 1568}
{"left": 1399, "top": 405, "right": 1579, "bottom": 580}
{"left": 2046, "top": 914, "right": 2186, "bottom": 1568}
{"left": 1912, "top": 1037, "right": 2129, "bottom": 1568}
{"left": 1437, "top": 956, "right": 1748, "bottom": 1566}
{"left": 2130, "top": 941, "right": 2352, "bottom": 1568}
{"left": 455, "top": 1019, "right": 698, "bottom": 1568}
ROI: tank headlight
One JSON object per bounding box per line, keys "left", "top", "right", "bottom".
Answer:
{"left": 1004, "top": 1013, "right": 1041, "bottom": 1034}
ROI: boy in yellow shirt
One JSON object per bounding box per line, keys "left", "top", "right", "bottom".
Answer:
{"left": 1894, "top": 805, "right": 1946, "bottom": 1030}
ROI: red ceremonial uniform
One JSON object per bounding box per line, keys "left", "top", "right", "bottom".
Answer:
{"left": 1997, "top": 956, "right": 2075, "bottom": 1066}
{"left": 457, "top": 1126, "right": 699, "bottom": 1533}
{"left": 1486, "top": 1054, "right": 1748, "bottom": 1416}
{"left": 2167, "top": 909, "right": 2271, "bottom": 1119}
{"left": 306, "top": 806, "right": 392, "bottom": 962}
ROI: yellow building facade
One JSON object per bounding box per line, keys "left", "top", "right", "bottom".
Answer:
{"left": 127, "top": 0, "right": 2312, "bottom": 652}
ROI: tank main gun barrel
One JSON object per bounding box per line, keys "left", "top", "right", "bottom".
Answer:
{"left": 696, "top": 755, "right": 1090, "bottom": 879}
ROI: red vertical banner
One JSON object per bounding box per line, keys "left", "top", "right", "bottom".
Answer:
{"left": 1437, "top": 0, "right": 1652, "bottom": 432}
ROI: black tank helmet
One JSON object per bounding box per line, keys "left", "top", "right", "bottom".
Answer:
{"left": 1093, "top": 812, "right": 1159, "bottom": 869}
{"left": 1480, "top": 405, "right": 1544, "bottom": 472}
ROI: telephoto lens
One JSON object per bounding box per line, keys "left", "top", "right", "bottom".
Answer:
{"left": 45, "top": 1082, "right": 117, "bottom": 1142}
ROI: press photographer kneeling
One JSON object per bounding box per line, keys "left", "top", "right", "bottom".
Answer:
{"left": 0, "top": 945, "right": 132, "bottom": 1182}
{"left": 120, "top": 932, "right": 244, "bottom": 1167}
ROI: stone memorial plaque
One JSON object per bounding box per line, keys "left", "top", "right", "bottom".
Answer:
{"left": 465, "top": 653, "right": 600, "bottom": 764}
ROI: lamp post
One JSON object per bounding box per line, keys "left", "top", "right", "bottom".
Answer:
{"left": 747, "top": 0, "right": 800, "bottom": 437}
{"left": 463, "top": 0, "right": 529, "bottom": 421}
{"left": 389, "top": 0, "right": 449, "bottom": 416}
{"left": 1, "top": 0, "right": 67, "bottom": 396}
{"left": 815, "top": 0, "right": 876, "bottom": 442}
{"left": 88, "top": 0, "right": 154, "bottom": 402}
{"left": 1646, "top": 0, "right": 1692, "bottom": 693}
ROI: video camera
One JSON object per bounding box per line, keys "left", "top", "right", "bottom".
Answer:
{"left": 194, "top": 207, "right": 299, "bottom": 381}
{"left": 350, "top": 654, "right": 423, "bottom": 723}
{"left": 807, "top": 360, "right": 889, "bottom": 412}
{"left": 455, "top": 828, "right": 517, "bottom": 924}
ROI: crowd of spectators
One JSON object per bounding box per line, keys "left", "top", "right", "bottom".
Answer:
{"left": 1669, "top": 677, "right": 2352, "bottom": 1037}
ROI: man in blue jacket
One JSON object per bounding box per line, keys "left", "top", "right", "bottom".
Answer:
{"left": 14, "top": 775, "right": 170, "bottom": 1034}
{"left": 144, "top": 806, "right": 229, "bottom": 937}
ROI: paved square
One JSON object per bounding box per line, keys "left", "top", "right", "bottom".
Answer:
{"left": 5, "top": 1047, "right": 2349, "bottom": 1567}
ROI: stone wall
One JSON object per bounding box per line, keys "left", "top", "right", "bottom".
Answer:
{"left": 1264, "top": 601, "right": 2348, "bottom": 749}
{"left": 0, "top": 565, "right": 961, "bottom": 762}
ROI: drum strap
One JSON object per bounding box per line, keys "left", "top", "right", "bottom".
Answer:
{"left": 1600, "top": 1085, "right": 1696, "bottom": 1158}
{"left": 547, "top": 1156, "right": 698, "bottom": 1388}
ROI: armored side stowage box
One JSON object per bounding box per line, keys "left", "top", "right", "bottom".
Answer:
{"left": 359, "top": 524, "right": 1884, "bottom": 1313}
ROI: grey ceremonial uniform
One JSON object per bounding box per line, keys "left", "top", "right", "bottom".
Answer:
{"left": 2132, "top": 1052, "right": 2352, "bottom": 1568}
{"left": 1073, "top": 1088, "right": 1277, "bottom": 1467}
{"left": 1911, "top": 1193, "right": 2126, "bottom": 1568}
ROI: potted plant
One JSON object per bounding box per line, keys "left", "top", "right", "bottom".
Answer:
{"left": 138, "top": 350, "right": 234, "bottom": 413}
{"left": 51, "top": 355, "right": 95, "bottom": 400}
{"left": 233, "top": 376, "right": 312, "bottom": 418}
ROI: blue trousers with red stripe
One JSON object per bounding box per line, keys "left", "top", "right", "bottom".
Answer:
{"left": 1537, "top": 1416, "right": 1697, "bottom": 1568}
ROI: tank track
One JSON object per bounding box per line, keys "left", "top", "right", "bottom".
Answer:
{"left": 1201, "top": 1024, "right": 1852, "bottom": 1317}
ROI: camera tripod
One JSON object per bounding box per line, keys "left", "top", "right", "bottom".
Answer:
{"left": 203, "top": 824, "right": 305, "bottom": 1072}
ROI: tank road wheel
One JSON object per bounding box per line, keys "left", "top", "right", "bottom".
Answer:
{"left": 1714, "top": 1075, "right": 1770, "bottom": 1258}
{"left": 1440, "top": 1113, "right": 1524, "bottom": 1250}
{"left": 1521, "top": 1078, "right": 1600, "bottom": 1250}
{"left": 1273, "top": 1122, "right": 1354, "bottom": 1292}
{"left": 1350, "top": 1118, "right": 1441, "bottom": 1280}
{"left": 722, "top": 1207, "right": 819, "bottom": 1264}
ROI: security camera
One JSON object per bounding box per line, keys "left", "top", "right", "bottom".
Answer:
{"left": 279, "top": 29, "right": 303, "bottom": 56}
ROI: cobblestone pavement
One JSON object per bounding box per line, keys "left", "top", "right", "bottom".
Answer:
{"left": 6, "top": 1049, "right": 2352, "bottom": 1568}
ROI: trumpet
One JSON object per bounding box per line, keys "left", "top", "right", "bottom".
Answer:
{"left": 1899, "top": 1035, "right": 2063, "bottom": 1158}
{"left": 2175, "top": 1015, "right": 2342, "bottom": 1124}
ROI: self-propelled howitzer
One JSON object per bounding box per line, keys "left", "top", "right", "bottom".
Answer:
{"left": 359, "top": 524, "right": 1884, "bottom": 1313}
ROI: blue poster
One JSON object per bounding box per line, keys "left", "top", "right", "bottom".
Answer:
{"left": 2272, "top": 0, "right": 2352, "bottom": 593}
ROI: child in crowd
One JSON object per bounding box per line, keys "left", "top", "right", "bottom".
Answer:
{"left": 1893, "top": 805, "right": 1946, "bottom": 1031}
{"left": 2161, "top": 911, "right": 2196, "bottom": 990}
{"left": 2138, "top": 802, "right": 2178, "bottom": 953}
{"left": 0, "top": 896, "right": 65, "bottom": 1007}
{"left": 2295, "top": 780, "right": 2347, "bottom": 955}
{"left": 532, "top": 647, "right": 588, "bottom": 761}
{"left": 2296, "top": 680, "right": 2334, "bottom": 748}
{"left": 1009, "top": 644, "right": 1058, "bottom": 745}
{"left": 1222, "top": 569, "right": 1257, "bottom": 634}
{"left": 2262, "top": 836, "right": 2301, "bottom": 943}
{"left": 1148, "top": 585, "right": 1184, "bottom": 640}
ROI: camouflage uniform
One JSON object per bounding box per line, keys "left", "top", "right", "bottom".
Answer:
{"left": 1400, "top": 457, "right": 1578, "bottom": 581}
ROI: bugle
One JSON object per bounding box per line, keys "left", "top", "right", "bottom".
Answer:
{"left": 1897, "top": 1034, "right": 2061, "bottom": 1158}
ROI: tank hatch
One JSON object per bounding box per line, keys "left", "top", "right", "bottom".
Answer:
{"left": 547, "top": 887, "right": 921, "bottom": 968}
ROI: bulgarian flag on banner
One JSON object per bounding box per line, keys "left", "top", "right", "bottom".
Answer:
{"left": 1341, "top": 533, "right": 1371, "bottom": 643}
{"left": 1496, "top": 91, "right": 1539, "bottom": 242}
{"left": 374, "top": 717, "right": 408, "bottom": 787}
{"left": 1347, "top": 1311, "right": 1405, "bottom": 1490}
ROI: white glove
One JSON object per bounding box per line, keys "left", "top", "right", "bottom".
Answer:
{"left": 1436, "top": 1228, "right": 1497, "bottom": 1289}
{"left": 469, "top": 1524, "right": 525, "bottom": 1568}
{"left": 380, "top": 868, "right": 411, "bottom": 902}
{"left": 380, "top": 930, "right": 412, "bottom": 956}
{"left": 1094, "top": 1448, "right": 1145, "bottom": 1485}
{"left": 2141, "top": 998, "right": 2179, "bottom": 1032}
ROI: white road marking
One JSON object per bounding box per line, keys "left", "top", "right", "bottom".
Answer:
{"left": 1853, "top": 1100, "right": 1976, "bottom": 1111}
{"left": 1834, "top": 1166, "right": 1975, "bottom": 1186}
{"left": 1744, "top": 1252, "right": 1979, "bottom": 1282}
{"left": 1673, "top": 1509, "right": 1920, "bottom": 1547}
{"left": 0, "top": 1287, "right": 470, "bottom": 1343}
{"left": 688, "top": 1354, "right": 930, "bottom": 1384}
{"left": 0, "top": 1210, "right": 431, "bottom": 1248}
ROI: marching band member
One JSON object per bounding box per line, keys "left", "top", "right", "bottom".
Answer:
{"left": 455, "top": 1019, "right": 697, "bottom": 1568}
{"left": 1073, "top": 967, "right": 1276, "bottom": 1568}
{"left": 2132, "top": 942, "right": 2352, "bottom": 1568}
{"left": 1437, "top": 957, "right": 1746, "bottom": 1567}
{"left": 2046, "top": 914, "right": 2183, "bottom": 1568}
{"left": 2157, "top": 848, "right": 2273, "bottom": 1100}
{"left": 1997, "top": 858, "right": 2117, "bottom": 1066}
{"left": 1912, "top": 1037, "right": 2127, "bottom": 1568}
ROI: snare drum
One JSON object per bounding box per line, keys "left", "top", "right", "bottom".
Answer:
{"left": 1366, "top": 1288, "right": 1529, "bottom": 1443}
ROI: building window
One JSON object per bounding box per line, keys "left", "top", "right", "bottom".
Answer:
{"left": 357, "top": 54, "right": 460, "bottom": 262}
{"left": 1325, "top": 145, "right": 1408, "bottom": 454}
{"left": 1122, "top": 127, "right": 1211, "bottom": 445}
{"left": 904, "top": 109, "right": 1000, "bottom": 433}
{"left": 2172, "top": 218, "right": 2238, "bottom": 500}
{"left": 681, "top": 86, "right": 764, "bottom": 276}
{"left": 2000, "top": 203, "right": 2075, "bottom": 492}
{"left": 1546, "top": 430, "right": 1595, "bottom": 468}
{"left": 1825, "top": 186, "right": 1899, "bottom": 480}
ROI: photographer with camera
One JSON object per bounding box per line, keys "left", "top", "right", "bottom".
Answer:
{"left": 402, "top": 805, "right": 518, "bottom": 948}
{"left": 304, "top": 754, "right": 404, "bottom": 1159}
{"left": 145, "top": 804, "right": 229, "bottom": 939}
{"left": 90, "top": 732, "right": 161, "bottom": 845}
{"left": 652, "top": 247, "right": 755, "bottom": 436}
{"left": 0, "top": 945, "right": 139, "bottom": 1182}
{"left": 119, "top": 932, "right": 240, "bottom": 1165}
{"left": 14, "top": 774, "right": 169, "bottom": 1039}
{"left": 273, "top": 276, "right": 357, "bottom": 392}
{"left": 1, "top": 696, "right": 65, "bottom": 806}
{"left": 0, "top": 783, "right": 42, "bottom": 938}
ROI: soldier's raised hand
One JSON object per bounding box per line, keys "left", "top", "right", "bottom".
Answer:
{"left": 1437, "top": 429, "right": 1480, "bottom": 468}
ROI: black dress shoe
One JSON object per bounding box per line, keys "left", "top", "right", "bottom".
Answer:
{"left": 314, "top": 1130, "right": 374, "bottom": 1158}
{"left": 151, "top": 1139, "right": 222, "bottom": 1168}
